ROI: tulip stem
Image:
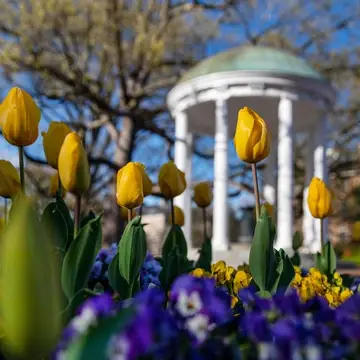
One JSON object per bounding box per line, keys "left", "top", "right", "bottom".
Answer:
{"left": 170, "top": 198, "right": 175, "bottom": 226}
{"left": 320, "top": 219, "right": 324, "bottom": 252}
{"left": 202, "top": 207, "right": 207, "bottom": 241}
{"left": 57, "top": 173, "right": 62, "bottom": 198}
{"left": 139, "top": 205, "right": 143, "bottom": 218}
{"left": 251, "top": 163, "right": 260, "bottom": 220}
{"left": 74, "top": 196, "right": 81, "bottom": 236}
{"left": 18, "top": 146, "right": 25, "bottom": 193}
{"left": 128, "top": 209, "right": 132, "bottom": 222}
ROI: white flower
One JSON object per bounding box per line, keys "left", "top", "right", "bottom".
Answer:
{"left": 305, "top": 345, "right": 322, "bottom": 360}
{"left": 70, "top": 307, "right": 97, "bottom": 334}
{"left": 185, "top": 314, "right": 209, "bottom": 342}
{"left": 107, "top": 335, "right": 130, "bottom": 360}
{"left": 176, "top": 291, "right": 202, "bottom": 317}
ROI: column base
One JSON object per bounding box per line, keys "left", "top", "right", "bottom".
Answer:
{"left": 212, "top": 239, "right": 230, "bottom": 252}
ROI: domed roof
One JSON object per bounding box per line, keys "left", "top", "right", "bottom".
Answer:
{"left": 179, "top": 46, "right": 325, "bottom": 83}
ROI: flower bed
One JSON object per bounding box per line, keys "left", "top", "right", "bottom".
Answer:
{"left": 55, "top": 273, "right": 360, "bottom": 360}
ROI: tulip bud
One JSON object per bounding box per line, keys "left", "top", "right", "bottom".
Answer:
{"left": 120, "top": 206, "right": 136, "bottom": 220}
{"left": 58, "top": 132, "right": 90, "bottom": 196}
{"left": 158, "top": 161, "right": 186, "bottom": 199}
{"left": 49, "top": 172, "right": 67, "bottom": 198}
{"left": 42, "top": 121, "right": 72, "bottom": 169}
{"left": 353, "top": 221, "right": 360, "bottom": 242}
{"left": 116, "top": 162, "right": 144, "bottom": 209}
{"left": 0, "top": 197, "right": 62, "bottom": 359}
{"left": 233, "top": 107, "right": 270, "bottom": 163}
{"left": 0, "top": 87, "right": 41, "bottom": 146}
{"left": 307, "top": 177, "right": 333, "bottom": 219}
{"left": 169, "top": 205, "right": 185, "bottom": 226}
{"left": 134, "top": 162, "right": 153, "bottom": 197}
{"left": 193, "top": 182, "right": 213, "bottom": 208}
{"left": 0, "top": 160, "right": 21, "bottom": 199}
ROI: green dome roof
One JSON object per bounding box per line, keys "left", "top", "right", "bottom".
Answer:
{"left": 179, "top": 46, "right": 324, "bottom": 83}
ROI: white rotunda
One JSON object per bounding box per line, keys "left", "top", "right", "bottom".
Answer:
{"left": 166, "top": 46, "right": 336, "bottom": 255}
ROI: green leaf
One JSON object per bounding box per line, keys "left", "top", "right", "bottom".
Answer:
{"left": 195, "top": 237, "right": 212, "bottom": 272}
{"left": 159, "top": 246, "right": 190, "bottom": 291}
{"left": 118, "top": 216, "right": 147, "bottom": 294}
{"left": 323, "top": 241, "right": 337, "bottom": 277}
{"left": 56, "top": 194, "right": 75, "bottom": 250}
{"left": 277, "top": 249, "right": 295, "bottom": 292}
{"left": 315, "top": 252, "right": 326, "bottom": 273}
{"left": 108, "top": 253, "right": 131, "bottom": 299}
{"left": 256, "top": 290, "right": 272, "bottom": 298}
{"left": 63, "top": 309, "right": 135, "bottom": 360}
{"left": 61, "top": 216, "right": 103, "bottom": 300}
{"left": 80, "top": 210, "right": 96, "bottom": 230}
{"left": 249, "top": 206, "right": 276, "bottom": 292}
{"left": 341, "top": 274, "right": 354, "bottom": 288}
{"left": 61, "top": 289, "right": 87, "bottom": 324}
{"left": 267, "top": 249, "right": 283, "bottom": 294}
{"left": 162, "top": 224, "right": 188, "bottom": 258}
{"left": 290, "top": 252, "right": 301, "bottom": 267}
{"left": 41, "top": 202, "right": 68, "bottom": 252}
{"left": 292, "top": 232, "right": 303, "bottom": 251}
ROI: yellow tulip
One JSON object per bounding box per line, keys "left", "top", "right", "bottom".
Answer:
{"left": 42, "top": 121, "right": 72, "bottom": 169}
{"left": 169, "top": 205, "right": 184, "bottom": 226}
{"left": 116, "top": 162, "right": 144, "bottom": 209}
{"left": 353, "top": 221, "right": 360, "bottom": 241}
{"left": 307, "top": 177, "right": 333, "bottom": 219}
{"left": 0, "top": 87, "right": 41, "bottom": 146}
{"left": 120, "top": 206, "right": 136, "bottom": 220}
{"left": 134, "top": 162, "right": 153, "bottom": 197}
{"left": 158, "top": 161, "right": 186, "bottom": 199}
{"left": 193, "top": 182, "right": 213, "bottom": 208}
{"left": 0, "top": 160, "right": 21, "bottom": 199}
{"left": 58, "top": 132, "right": 90, "bottom": 196}
{"left": 49, "top": 172, "right": 67, "bottom": 198}
{"left": 0, "top": 197, "right": 62, "bottom": 358}
{"left": 233, "top": 107, "right": 270, "bottom": 163}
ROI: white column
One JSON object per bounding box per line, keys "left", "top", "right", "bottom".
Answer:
{"left": 302, "top": 131, "right": 316, "bottom": 253}
{"left": 313, "top": 116, "right": 328, "bottom": 248}
{"left": 263, "top": 145, "right": 277, "bottom": 206}
{"left": 212, "top": 92, "right": 229, "bottom": 251}
{"left": 184, "top": 133, "right": 193, "bottom": 246}
{"left": 276, "top": 96, "right": 294, "bottom": 250}
{"left": 174, "top": 110, "right": 192, "bottom": 250}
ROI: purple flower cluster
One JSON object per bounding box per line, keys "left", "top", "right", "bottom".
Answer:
{"left": 239, "top": 288, "right": 360, "bottom": 359}
{"left": 89, "top": 245, "right": 162, "bottom": 292}
{"left": 139, "top": 253, "right": 162, "bottom": 290}
{"left": 56, "top": 275, "right": 360, "bottom": 360}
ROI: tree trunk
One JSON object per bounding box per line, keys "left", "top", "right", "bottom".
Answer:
{"left": 103, "top": 117, "right": 136, "bottom": 244}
